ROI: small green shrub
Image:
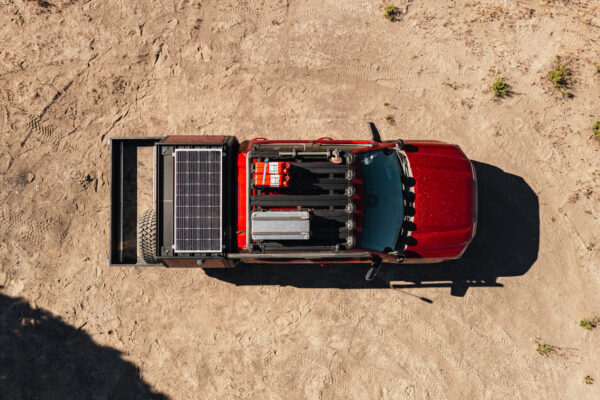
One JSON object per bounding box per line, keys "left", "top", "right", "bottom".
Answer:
{"left": 536, "top": 342, "right": 555, "bottom": 357}
{"left": 491, "top": 77, "right": 511, "bottom": 97}
{"left": 383, "top": 102, "right": 390, "bottom": 107}
{"left": 560, "top": 89, "right": 572, "bottom": 98}
{"left": 593, "top": 121, "right": 600, "bottom": 140}
{"left": 548, "top": 55, "right": 571, "bottom": 94}
{"left": 384, "top": 4, "right": 397, "bottom": 21}
{"left": 595, "top": 65, "right": 600, "bottom": 74}
{"left": 385, "top": 114, "right": 395, "bottom": 125}
{"left": 584, "top": 375, "right": 594, "bottom": 385}
{"left": 442, "top": 78, "right": 455, "bottom": 88}
{"left": 548, "top": 68, "right": 569, "bottom": 87}
{"left": 579, "top": 317, "right": 599, "bottom": 330}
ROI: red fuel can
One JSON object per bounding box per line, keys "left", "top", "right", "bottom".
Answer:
{"left": 254, "top": 173, "right": 290, "bottom": 188}
{"left": 254, "top": 161, "right": 291, "bottom": 175}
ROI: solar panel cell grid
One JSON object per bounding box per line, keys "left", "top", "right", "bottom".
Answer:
{"left": 174, "top": 149, "right": 222, "bottom": 252}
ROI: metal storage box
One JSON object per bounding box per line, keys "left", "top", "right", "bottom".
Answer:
{"left": 251, "top": 211, "right": 311, "bottom": 241}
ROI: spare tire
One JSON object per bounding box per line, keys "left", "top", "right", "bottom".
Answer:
{"left": 138, "top": 209, "right": 158, "bottom": 264}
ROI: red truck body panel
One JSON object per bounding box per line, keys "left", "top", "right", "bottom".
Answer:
{"left": 237, "top": 150, "right": 248, "bottom": 249}
{"left": 403, "top": 141, "right": 475, "bottom": 259}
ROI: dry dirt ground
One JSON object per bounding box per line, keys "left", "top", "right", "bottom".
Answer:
{"left": 1, "top": 0, "right": 600, "bottom": 399}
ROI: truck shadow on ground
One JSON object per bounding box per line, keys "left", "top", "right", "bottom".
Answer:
{"left": 206, "top": 161, "right": 539, "bottom": 297}
{"left": 0, "top": 291, "right": 167, "bottom": 400}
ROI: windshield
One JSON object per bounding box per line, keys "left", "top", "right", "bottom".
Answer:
{"left": 357, "top": 149, "right": 404, "bottom": 252}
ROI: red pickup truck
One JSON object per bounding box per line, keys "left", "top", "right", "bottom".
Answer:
{"left": 110, "top": 132, "right": 477, "bottom": 280}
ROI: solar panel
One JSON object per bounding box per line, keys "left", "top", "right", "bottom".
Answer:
{"left": 174, "top": 149, "right": 222, "bottom": 253}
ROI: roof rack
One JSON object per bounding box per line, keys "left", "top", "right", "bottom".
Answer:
{"left": 246, "top": 147, "right": 357, "bottom": 253}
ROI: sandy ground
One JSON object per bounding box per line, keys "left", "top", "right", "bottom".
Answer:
{"left": 1, "top": 0, "right": 600, "bottom": 398}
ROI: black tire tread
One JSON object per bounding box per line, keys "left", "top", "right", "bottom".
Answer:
{"left": 139, "top": 209, "right": 158, "bottom": 264}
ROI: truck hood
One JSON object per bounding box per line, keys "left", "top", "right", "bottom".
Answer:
{"left": 403, "top": 142, "right": 475, "bottom": 259}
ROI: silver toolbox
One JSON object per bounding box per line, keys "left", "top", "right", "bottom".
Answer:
{"left": 251, "top": 211, "right": 311, "bottom": 241}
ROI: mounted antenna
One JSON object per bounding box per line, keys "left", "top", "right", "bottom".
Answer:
{"left": 368, "top": 122, "right": 382, "bottom": 143}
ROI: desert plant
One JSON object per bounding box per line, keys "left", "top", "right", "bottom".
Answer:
{"left": 383, "top": 102, "right": 390, "bottom": 107}
{"left": 584, "top": 375, "right": 594, "bottom": 385}
{"left": 385, "top": 114, "right": 395, "bottom": 125}
{"left": 384, "top": 4, "right": 397, "bottom": 21}
{"left": 560, "top": 89, "right": 572, "bottom": 98}
{"left": 587, "top": 243, "right": 595, "bottom": 251}
{"left": 579, "top": 317, "right": 599, "bottom": 330}
{"left": 595, "top": 65, "right": 600, "bottom": 74}
{"left": 536, "top": 342, "right": 555, "bottom": 357}
{"left": 491, "top": 77, "right": 511, "bottom": 97}
{"left": 548, "top": 55, "right": 572, "bottom": 96}
{"left": 593, "top": 121, "right": 600, "bottom": 140}
{"left": 442, "top": 78, "right": 456, "bottom": 88}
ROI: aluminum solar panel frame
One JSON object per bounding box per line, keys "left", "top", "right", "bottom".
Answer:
{"left": 174, "top": 149, "right": 222, "bottom": 253}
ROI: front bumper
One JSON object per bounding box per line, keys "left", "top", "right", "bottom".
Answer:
{"left": 471, "top": 161, "right": 478, "bottom": 240}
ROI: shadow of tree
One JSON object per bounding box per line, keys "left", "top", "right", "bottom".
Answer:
{"left": 205, "top": 161, "right": 539, "bottom": 297}
{"left": 0, "top": 291, "right": 168, "bottom": 400}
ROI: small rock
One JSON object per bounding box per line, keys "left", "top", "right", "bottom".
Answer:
{"left": 6, "top": 279, "right": 25, "bottom": 296}
{"left": 26, "top": 172, "right": 35, "bottom": 182}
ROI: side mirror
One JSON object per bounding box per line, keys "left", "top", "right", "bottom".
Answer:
{"left": 368, "top": 122, "right": 382, "bottom": 143}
